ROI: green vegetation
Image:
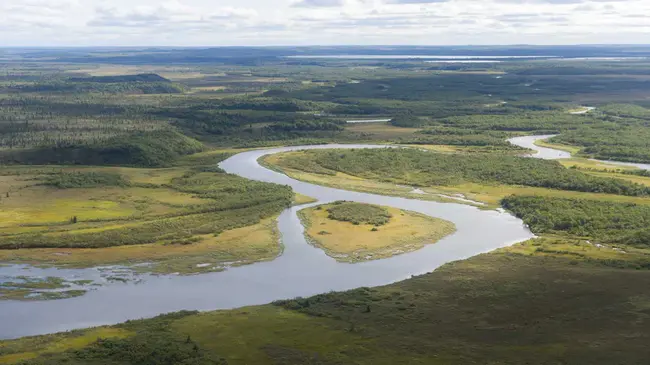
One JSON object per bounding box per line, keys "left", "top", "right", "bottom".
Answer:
{"left": 273, "top": 148, "right": 650, "bottom": 196}
{"left": 0, "top": 312, "right": 226, "bottom": 364}
{"left": 0, "top": 216, "right": 284, "bottom": 276}
{"left": 434, "top": 112, "right": 594, "bottom": 133}
{"left": 0, "top": 169, "right": 292, "bottom": 249}
{"left": 551, "top": 125, "right": 650, "bottom": 163}
{"left": 1, "top": 276, "right": 67, "bottom": 290}
{"left": 44, "top": 171, "right": 127, "bottom": 189}
{"left": 600, "top": 103, "right": 650, "bottom": 120}
{"left": 409, "top": 127, "right": 515, "bottom": 148}
{"left": 326, "top": 201, "right": 392, "bottom": 226}
{"left": 0, "top": 289, "right": 87, "bottom": 302}
{"left": 0, "top": 276, "right": 92, "bottom": 301}
{"left": 68, "top": 73, "right": 171, "bottom": 83}
{"left": 502, "top": 195, "right": 650, "bottom": 248}
{"left": 0, "top": 149, "right": 291, "bottom": 274}
{"left": 262, "top": 151, "right": 475, "bottom": 207}
{"left": 0, "top": 204, "right": 287, "bottom": 250}
{"left": 292, "top": 193, "right": 318, "bottom": 206}
{"left": 0, "top": 130, "right": 205, "bottom": 167}
{"left": 3, "top": 73, "right": 183, "bottom": 95}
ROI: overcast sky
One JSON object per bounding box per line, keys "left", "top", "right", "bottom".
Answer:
{"left": 1, "top": 0, "right": 649, "bottom": 46}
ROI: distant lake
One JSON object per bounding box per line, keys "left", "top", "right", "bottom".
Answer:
{"left": 556, "top": 57, "right": 649, "bottom": 61}
{"left": 424, "top": 60, "right": 502, "bottom": 63}
{"left": 286, "top": 55, "right": 649, "bottom": 62}
{"left": 286, "top": 55, "right": 558, "bottom": 60}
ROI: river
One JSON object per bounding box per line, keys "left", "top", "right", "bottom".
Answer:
{"left": 0, "top": 144, "right": 534, "bottom": 340}
{"left": 3, "top": 137, "right": 648, "bottom": 339}
{"left": 508, "top": 135, "right": 650, "bottom": 170}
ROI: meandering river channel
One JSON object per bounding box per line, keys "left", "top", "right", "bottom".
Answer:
{"left": 4, "top": 136, "right": 647, "bottom": 339}
{"left": 2, "top": 137, "right": 647, "bottom": 339}
{"left": 0, "top": 144, "right": 537, "bottom": 339}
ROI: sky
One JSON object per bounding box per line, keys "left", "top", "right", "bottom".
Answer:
{"left": 1, "top": 0, "right": 649, "bottom": 46}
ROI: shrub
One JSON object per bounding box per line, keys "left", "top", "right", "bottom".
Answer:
{"left": 45, "top": 171, "right": 127, "bottom": 189}
{"left": 326, "top": 201, "right": 392, "bottom": 226}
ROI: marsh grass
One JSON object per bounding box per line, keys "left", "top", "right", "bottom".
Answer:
{"left": 0, "top": 276, "right": 90, "bottom": 302}
{"left": 0, "top": 150, "right": 292, "bottom": 273}
{"left": 292, "top": 193, "right": 318, "bottom": 206}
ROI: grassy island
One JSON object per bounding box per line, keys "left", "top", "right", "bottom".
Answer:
{"left": 298, "top": 201, "right": 456, "bottom": 262}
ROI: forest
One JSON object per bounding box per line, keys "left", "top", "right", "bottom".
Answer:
{"left": 274, "top": 148, "right": 650, "bottom": 196}
{"left": 551, "top": 124, "right": 650, "bottom": 163}
{"left": 0, "top": 130, "right": 205, "bottom": 167}
{"left": 502, "top": 195, "right": 650, "bottom": 247}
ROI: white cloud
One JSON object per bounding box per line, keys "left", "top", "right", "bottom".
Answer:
{"left": 292, "top": 0, "right": 345, "bottom": 7}
{"left": 0, "top": 0, "right": 648, "bottom": 46}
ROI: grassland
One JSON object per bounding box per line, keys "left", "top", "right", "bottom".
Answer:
{"left": 0, "top": 328, "right": 132, "bottom": 364}
{"left": 292, "top": 193, "right": 318, "bottom": 206}
{"left": 557, "top": 157, "right": 636, "bottom": 171}
{"left": 0, "top": 152, "right": 292, "bottom": 274}
{"left": 344, "top": 122, "right": 422, "bottom": 140}
{"left": 0, "top": 216, "right": 282, "bottom": 275}
{"left": 534, "top": 139, "right": 582, "bottom": 155}
{"left": 298, "top": 202, "right": 456, "bottom": 262}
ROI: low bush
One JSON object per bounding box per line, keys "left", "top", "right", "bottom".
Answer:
{"left": 44, "top": 171, "right": 127, "bottom": 189}
{"left": 326, "top": 201, "right": 392, "bottom": 226}
{"left": 501, "top": 195, "right": 650, "bottom": 247}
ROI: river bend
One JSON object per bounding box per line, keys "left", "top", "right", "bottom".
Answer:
{"left": 0, "top": 144, "right": 534, "bottom": 339}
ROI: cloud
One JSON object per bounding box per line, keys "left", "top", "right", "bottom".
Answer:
{"left": 292, "top": 0, "right": 344, "bottom": 7}
{"left": 88, "top": 2, "right": 257, "bottom": 28}
{"left": 384, "top": 0, "right": 450, "bottom": 3}
{"left": 494, "top": 0, "right": 584, "bottom": 3}
{"left": 1, "top": 0, "right": 650, "bottom": 46}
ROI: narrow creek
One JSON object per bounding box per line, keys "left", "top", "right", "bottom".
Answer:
{"left": 0, "top": 144, "right": 537, "bottom": 340}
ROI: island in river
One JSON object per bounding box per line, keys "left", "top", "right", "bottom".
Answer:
{"left": 298, "top": 201, "right": 456, "bottom": 262}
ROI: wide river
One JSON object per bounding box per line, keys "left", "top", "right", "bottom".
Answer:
{"left": 2, "top": 137, "right": 647, "bottom": 339}
{"left": 0, "top": 144, "right": 537, "bottom": 339}
{"left": 3, "top": 137, "right": 647, "bottom": 339}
